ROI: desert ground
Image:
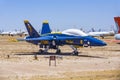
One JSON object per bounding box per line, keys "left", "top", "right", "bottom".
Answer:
{"left": 0, "top": 35, "right": 120, "bottom": 80}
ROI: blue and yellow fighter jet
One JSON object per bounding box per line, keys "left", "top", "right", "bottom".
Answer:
{"left": 23, "top": 20, "right": 106, "bottom": 55}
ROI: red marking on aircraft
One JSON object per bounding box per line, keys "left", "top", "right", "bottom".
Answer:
{"left": 105, "top": 39, "right": 120, "bottom": 43}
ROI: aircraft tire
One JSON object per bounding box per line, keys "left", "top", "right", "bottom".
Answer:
{"left": 39, "top": 49, "right": 43, "bottom": 54}
{"left": 56, "top": 49, "right": 61, "bottom": 54}
{"left": 73, "top": 51, "right": 78, "bottom": 56}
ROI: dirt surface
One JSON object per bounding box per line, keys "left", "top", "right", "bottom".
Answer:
{"left": 0, "top": 36, "right": 120, "bottom": 80}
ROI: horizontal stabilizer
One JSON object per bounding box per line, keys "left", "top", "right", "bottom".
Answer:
{"left": 17, "top": 38, "right": 26, "bottom": 41}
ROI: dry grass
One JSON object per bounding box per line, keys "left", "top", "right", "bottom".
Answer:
{"left": 27, "top": 70, "right": 120, "bottom": 80}
{"left": 0, "top": 35, "right": 120, "bottom": 80}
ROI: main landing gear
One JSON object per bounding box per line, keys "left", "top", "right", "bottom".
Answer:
{"left": 56, "top": 49, "right": 61, "bottom": 54}
{"left": 70, "top": 45, "right": 79, "bottom": 56}
{"left": 73, "top": 51, "right": 79, "bottom": 56}
{"left": 39, "top": 45, "right": 49, "bottom": 54}
{"left": 39, "top": 44, "right": 79, "bottom": 55}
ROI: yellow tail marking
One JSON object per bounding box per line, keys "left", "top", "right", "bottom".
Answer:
{"left": 43, "top": 20, "right": 48, "bottom": 23}
{"left": 28, "top": 25, "right": 32, "bottom": 33}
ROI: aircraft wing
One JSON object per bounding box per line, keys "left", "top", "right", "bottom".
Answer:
{"left": 25, "top": 36, "right": 53, "bottom": 41}
{"left": 55, "top": 36, "right": 81, "bottom": 40}
{"left": 25, "top": 36, "right": 82, "bottom": 41}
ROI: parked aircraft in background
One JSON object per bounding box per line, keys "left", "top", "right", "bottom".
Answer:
{"left": 10, "top": 31, "right": 23, "bottom": 36}
{"left": 87, "top": 31, "right": 114, "bottom": 38}
{"left": 0, "top": 31, "right": 10, "bottom": 35}
{"left": 62, "top": 28, "right": 114, "bottom": 39}
{"left": 0, "top": 30, "right": 28, "bottom": 36}
{"left": 62, "top": 27, "right": 114, "bottom": 39}
{"left": 62, "top": 29, "right": 88, "bottom": 36}
{"left": 20, "top": 20, "right": 106, "bottom": 55}
{"left": 114, "top": 17, "right": 120, "bottom": 40}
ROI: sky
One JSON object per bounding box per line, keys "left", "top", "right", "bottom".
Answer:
{"left": 0, "top": 0, "right": 120, "bottom": 32}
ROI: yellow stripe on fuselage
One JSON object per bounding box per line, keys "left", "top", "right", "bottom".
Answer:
{"left": 66, "top": 40, "right": 73, "bottom": 44}
{"left": 51, "top": 32, "right": 62, "bottom": 34}
{"left": 40, "top": 40, "right": 48, "bottom": 44}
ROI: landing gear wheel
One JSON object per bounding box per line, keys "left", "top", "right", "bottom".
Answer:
{"left": 83, "top": 44, "right": 89, "bottom": 47}
{"left": 56, "top": 49, "right": 61, "bottom": 54}
{"left": 73, "top": 51, "right": 78, "bottom": 56}
{"left": 39, "top": 49, "right": 43, "bottom": 54}
{"left": 39, "top": 50, "right": 48, "bottom": 54}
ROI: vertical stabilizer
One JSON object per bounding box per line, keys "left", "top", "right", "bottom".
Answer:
{"left": 24, "top": 20, "right": 40, "bottom": 38}
{"left": 114, "top": 17, "right": 120, "bottom": 33}
{"left": 41, "top": 20, "right": 51, "bottom": 34}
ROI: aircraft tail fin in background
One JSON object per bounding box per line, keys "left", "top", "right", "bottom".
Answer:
{"left": 114, "top": 17, "right": 120, "bottom": 33}
{"left": 24, "top": 20, "right": 40, "bottom": 38}
{"left": 41, "top": 20, "right": 51, "bottom": 34}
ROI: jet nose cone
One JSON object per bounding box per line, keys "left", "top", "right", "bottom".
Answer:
{"left": 102, "top": 42, "right": 107, "bottom": 46}
{"left": 94, "top": 40, "right": 107, "bottom": 46}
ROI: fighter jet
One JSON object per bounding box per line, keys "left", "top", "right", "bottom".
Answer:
{"left": 21, "top": 20, "right": 106, "bottom": 55}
